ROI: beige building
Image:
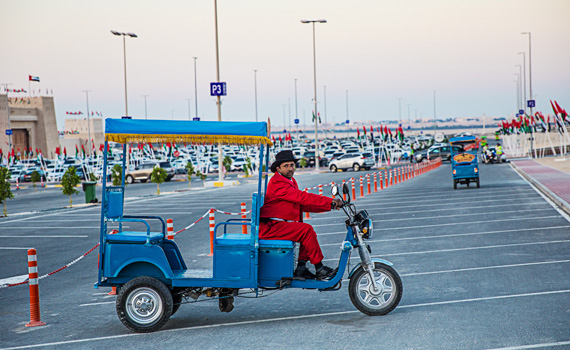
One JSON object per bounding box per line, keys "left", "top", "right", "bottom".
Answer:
{"left": 61, "top": 117, "right": 104, "bottom": 156}
{"left": 0, "top": 95, "right": 60, "bottom": 159}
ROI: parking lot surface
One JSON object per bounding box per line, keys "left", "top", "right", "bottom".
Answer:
{"left": 1, "top": 162, "right": 569, "bottom": 350}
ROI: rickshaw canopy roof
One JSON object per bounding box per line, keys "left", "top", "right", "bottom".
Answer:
{"left": 105, "top": 118, "right": 273, "bottom": 146}
{"left": 450, "top": 136, "right": 480, "bottom": 151}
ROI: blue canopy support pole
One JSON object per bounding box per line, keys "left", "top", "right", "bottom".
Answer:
{"left": 121, "top": 144, "right": 127, "bottom": 186}
{"left": 264, "top": 144, "right": 270, "bottom": 194}
{"left": 97, "top": 141, "right": 109, "bottom": 285}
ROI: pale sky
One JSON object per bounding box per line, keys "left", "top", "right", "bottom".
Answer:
{"left": 1, "top": 0, "right": 569, "bottom": 131}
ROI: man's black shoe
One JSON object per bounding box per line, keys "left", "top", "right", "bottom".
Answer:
{"left": 315, "top": 265, "right": 338, "bottom": 279}
{"left": 294, "top": 265, "right": 316, "bottom": 279}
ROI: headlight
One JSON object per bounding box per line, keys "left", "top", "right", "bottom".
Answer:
{"left": 359, "top": 218, "right": 373, "bottom": 239}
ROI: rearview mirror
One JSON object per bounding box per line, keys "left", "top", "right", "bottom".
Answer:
{"left": 331, "top": 185, "right": 338, "bottom": 197}
{"left": 343, "top": 182, "right": 351, "bottom": 204}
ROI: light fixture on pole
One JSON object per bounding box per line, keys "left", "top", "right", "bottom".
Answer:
{"left": 254, "top": 70, "right": 258, "bottom": 122}
{"left": 301, "top": 19, "right": 326, "bottom": 171}
{"left": 141, "top": 95, "right": 149, "bottom": 119}
{"left": 110, "top": 30, "right": 137, "bottom": 118}
{"left": 214, "top": 0, "right": 223, "bottom": 181}
{"left": 82, "top": 90, "right": 92, "bottom": 156}
{"left": 193, "top": 57, "right": 198, "bottom": 119}
{"left": 521, "top": 32, "right": 534, "bottom": 157}
{"left": 517, "top": 52, "right": 527, "bottom": 113}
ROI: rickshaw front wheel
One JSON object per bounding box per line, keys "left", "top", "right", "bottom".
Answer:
{"left": 348, "top": 262, "right": 402, "bottom": 316}
{"left": 116, "top": 276, "right": 173, "bottom": 333}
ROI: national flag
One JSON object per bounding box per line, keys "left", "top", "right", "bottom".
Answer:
{"left": 75, "top": 145, "right": 79, "bottom": 158}
{"left": 318, "top": 112, "right": 321, "bottom": 123}
{"left": 29, "top": 75, "right": 40, "bottom": 82}
{"left": 363, "top": 127, "right": 367, "bottom": 136}
{"left": 81, "top": 144, "right": 86, "bottom": 158}
{"left": 357, "top": 127, "right": 360, "bottom": 139}
{"left": 312, "top": 111, "right": 316, "bottom": 123}
{"left": 63, "top": 147, "right": 67, "bottom": 159}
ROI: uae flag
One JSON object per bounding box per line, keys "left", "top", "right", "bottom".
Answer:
{"left": 29, "top": 75, "right": 40, "bottom": 82}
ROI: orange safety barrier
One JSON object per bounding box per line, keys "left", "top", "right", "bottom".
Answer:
{"left": 359, "top": 176, "right": 364, "bottom": 197}
{"left": 331, "top": 182, "right": 335, "bottom": 199}
{"left": 167, "top": 218, "right": 174, "bottom": 240}
{"left": 318, "top": 184, "right": 323, "bottom": 196}
{"left": 241, "top": 202, "right": 247, "bottom": 234}
{"left": 351, "top": 178, "right": 357, "bottom": 200}
{"left": 380, "top": 171, "right": 384, "bottom": 190}
{"left": 16, "top": 178, "right": 20, "bottom": 190}
{"left": 373, "top": 172, "right": 378, "bottom": 192}
{"left": 367, "top": 174, "right": 371, "bottom": 194}
{"left": 304, "top": 188, "right": 312, "bottom": 219}
{"left": 26, "top": 249, "right": 46, "bottom": 327}
{"left": 208, "top": 209, "right": 215, "bottom": 256}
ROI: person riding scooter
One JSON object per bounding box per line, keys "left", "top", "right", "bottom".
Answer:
{"left": 259, "top": 150, "right": 343, "bottom": 279}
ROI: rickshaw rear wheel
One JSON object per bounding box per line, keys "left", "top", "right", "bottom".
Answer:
{"left": 116, "top": 276, "right": 173, "bottom": 333}
{"left": 476, "top": 178, "right": 480, "bottom": 188}
{"left": 171, "top": 288, "right": 184, "bottom": 316}
{"left": 348, "top": 262, "right": 402, "bottom": 316}
{"left": 453, "top": 180, "right": 457, "bottom": 190}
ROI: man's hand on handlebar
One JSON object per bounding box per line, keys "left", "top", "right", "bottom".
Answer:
{"left": 331, "top": 198, "right": 344, "bottom": 210}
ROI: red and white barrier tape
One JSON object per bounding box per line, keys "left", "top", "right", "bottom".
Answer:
{"left": 0, "top": 243, "right": 100, "bottom": 289}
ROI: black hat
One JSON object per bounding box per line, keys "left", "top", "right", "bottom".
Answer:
{"left": 271, "top": 150, "right": 298, "bottom": 172}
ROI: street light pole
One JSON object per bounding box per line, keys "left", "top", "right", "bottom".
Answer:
{"left": 324, "top": 85, "right": 327, "bottom": 140}
{"left": 186, "top": 98, "right": 192, "bottom": 120}
{"left": 110, "top": 30, "right": 137, "bottom": 118}
{"left": 517, "top": 52, "right": 526, "bottom": 113}
{"left": 522, "top": 32, "right": 534, "bottom": 157}
{"left": 301, "top": 19, "right": 326, "bottom": 171}
{"left": 214, "top": 0, "right": 223, "bottom": 181}
{"left": 193, "top": 57, "right": 198, "bottom": 119}
{"left": 406, "top": 104, "right": 411, "bottom": 130}
{"left": 254, "top": 70, "right": 258, "bottom": 122}
{"left": 82, "top": 90, "right": 92, "bottom": 156}
{"left": 514, "top": 73, "right": 521, "bottom": 112}
{"left": 141, "top": 95, "right": 149, "bottom": 119}
{"left": 294, "top": 78, "right": 299, "bottom": 142}
{"left": 515, "top": 66, "right": 522, "bottom": 110}
{"left": 398, "top": 97, "right": 402, "bottom": 123}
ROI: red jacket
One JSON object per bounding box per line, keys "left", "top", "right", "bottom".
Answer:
{"left": 260, "top": 172, "right": 332, "bottom": 222}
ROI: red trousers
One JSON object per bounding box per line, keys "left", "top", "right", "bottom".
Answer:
{"left": 259, "top": 221, "right": 323, "bottom": 264}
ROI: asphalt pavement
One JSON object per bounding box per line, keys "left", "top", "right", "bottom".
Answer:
{"left": 1, "top": 161, "right": 569, "bottom": 350}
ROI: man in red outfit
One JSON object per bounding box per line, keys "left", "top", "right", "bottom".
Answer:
{"left": 260, "top": 150, "right": 343, "bottom": 279}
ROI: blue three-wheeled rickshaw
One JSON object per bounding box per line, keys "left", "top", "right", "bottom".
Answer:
{"left": 95, "top": 118, "right": 402, "bottom": 332}
{"left": 450, "top": 136, "right": 480, "bottom": 189}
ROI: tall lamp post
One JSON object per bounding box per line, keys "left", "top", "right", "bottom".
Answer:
{"left": 82, "top": 90, "right": 92, "bottom": 156}
{"left": 517, "top": 52, "right": 526, "bottom": 113}
{"left": 521, "top": 32, "right": 533, "bottom": 157}
{"left": 141, "top": 95, "right": 149, "bottom": 119}
{"left": 214, "top": 0, "right": 224, "bottom": 180}
{"left": 294, "top": 78, "right": 299, "bottom": 142}
{"left": 301, "top": 19, "right": 326, "bottom": 171}
{"left": 110, "top": 30, "right": 137, "bottom": 118}
{"left": 254, "top": 70, "right": 258, "bottom": 122}
{"left": 193, "top": 57, "right": 198, "bottom": 119}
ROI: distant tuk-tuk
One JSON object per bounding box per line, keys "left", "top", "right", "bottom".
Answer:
{"left": 449, "top": 136, "right": 480, "bottom": 189}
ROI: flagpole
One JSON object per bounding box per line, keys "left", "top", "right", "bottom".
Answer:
{"left": 83, "top": 90, "right": 92, "bottom": 156}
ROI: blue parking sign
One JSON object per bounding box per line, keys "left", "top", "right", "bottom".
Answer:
{"left": 294, "top": 119, "right": 300, "bottom": 124}
{"left": 210, "top": 82, "right": 227, "bottom": 96}
{"left": 527, "top": 100, "right": 535, "bottom": 108}
{"left": 5, "top": 129, "right": 13, "bottom": 135}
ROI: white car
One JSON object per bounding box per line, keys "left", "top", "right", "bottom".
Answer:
{"left": 329, "top": 152, "right": 375, "bottom": 172}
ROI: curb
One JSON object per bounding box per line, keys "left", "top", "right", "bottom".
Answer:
{"left": 510, "top": 162, "right": 570, "bottom": 216}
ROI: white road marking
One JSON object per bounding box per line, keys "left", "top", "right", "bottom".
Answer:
{"left": 0, "top": 247, "right": 33, "bottom": 250}
{"left": 319, "top": 225, "right": 570, "bottom": 245}
{"left": 9, "top": 289, "right": 570, "bottom": 350}
{"left": 482, "top": 340, "right": 570, "bottom": 350}
{"left": 400, "top": 259, "right": 570, "bottom": 277}
{"left": 0, "top": 227, "right": 100, "bottom": 229}
{"left": 312, "top": 207, "right": 554, "bottom": 223}
{"left": 0, "top": 274, "right": 28, "bottom": 286}
{"left": 311, "top": 215, "right": 560, "bottom": 229}
{"left": 353, "top": 191, "right": 537, "bottom": 205}
{"left": 79, "top": 301, "right": 115, "bottom": 307}
{"left": 0, "top": 235, "right": 89, "bottom": 238}
{"left": 375, "top": 239, "right": 570, "bottom": 257}
{"left": 346, "top": 197, "right": 548, "bottom": 210}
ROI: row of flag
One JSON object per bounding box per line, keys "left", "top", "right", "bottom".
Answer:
{"left": 498, "top": 100, "right": 568, "bottom": 135}
{"left": 356, "top": 125, "right": 405, "bottom": 143}
{"left": 65, "top": 111, "right": 104, "bottom": 116}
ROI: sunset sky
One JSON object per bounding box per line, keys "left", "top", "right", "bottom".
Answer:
{"left": 1, "top": 0, "right": 569, "bottom": 130}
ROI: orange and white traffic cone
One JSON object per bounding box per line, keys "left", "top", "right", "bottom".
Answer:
{"left": 241, "top": 202, "right": 247, "bottom": 234}
{"left": 167, "top": 218, "right": 174, "bottom": 240}
{"left": 26, "top": 249, "right": 46, "bottom": 327}
{"left": 208, "top": 209, "right": 215, "bottom": 256}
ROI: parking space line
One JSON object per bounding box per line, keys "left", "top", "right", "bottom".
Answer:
{"left": 355, "top": 191, "right": 538, "bottom": 205}
{"left": 352, "top": 198, "right": 548, "bottom": 210}
{"left": 0, "top": 235, "right": 89, "bottom": 238}
{"left": 319, "top": 225, "right": 570, "bottom": 245}
{"left": 400, "top": 259, "right": 570, "bottom": 277}
{"left": 482, "top": 340, "right": 570, "bottom": 350}
{"left": 312, "top": 208, "right": 554, "bottom": 223}
{"left": 312, "top": 215, "right": 560, "bottom": 229}
{"left": 375, "top": 239, "right": 570, "bottom": 257}
{"left": 9, "top": 289, "right": 570, "bottom": 350}
{"left": 0, "top": 247, "right": 33, "bottom": 250}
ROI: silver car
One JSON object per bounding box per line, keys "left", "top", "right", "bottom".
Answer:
{"left": 329, "top": 152, "right": 375, "bottom": 172}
